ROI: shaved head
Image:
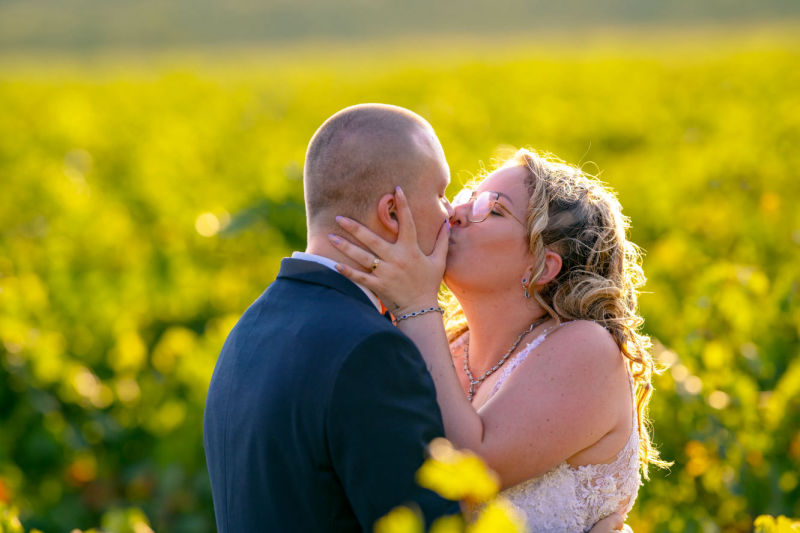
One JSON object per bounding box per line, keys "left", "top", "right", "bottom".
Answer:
{"left": 304, "top": 103, "right": 446, "bottom": 231}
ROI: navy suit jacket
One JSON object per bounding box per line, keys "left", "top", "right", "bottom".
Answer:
{"left": 203, "top": 258, "right": 458, "bottom": 532}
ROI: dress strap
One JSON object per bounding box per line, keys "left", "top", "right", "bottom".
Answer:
{"left": 487, "top": 321, "right": 573, "bottom": 400}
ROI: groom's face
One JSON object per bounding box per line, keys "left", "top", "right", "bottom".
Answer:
{"left": 404, "top": 140, "right": 454, "bottom": 255}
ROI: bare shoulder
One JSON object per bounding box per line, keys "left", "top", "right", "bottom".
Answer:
{"left": 546, "top": 320, "right": 622, "bottom": 370}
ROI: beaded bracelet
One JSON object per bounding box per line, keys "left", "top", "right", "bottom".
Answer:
{"left": 392, "top": 306, "right": 444, "bottom": 325}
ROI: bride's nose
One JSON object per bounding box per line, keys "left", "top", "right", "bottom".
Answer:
{"left": 449, "top": 203, "right": 470, "bottom": 227}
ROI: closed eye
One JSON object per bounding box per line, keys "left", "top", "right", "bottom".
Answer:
{"left": 494, "top": 203, "right": 514, "bottom": 217}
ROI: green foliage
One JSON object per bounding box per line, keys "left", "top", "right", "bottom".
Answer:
{"left": 0, "top": 28, "right": 799, "bottom": 532}
{"left": 0, "top": 501, "right": 152, "bottom": 533}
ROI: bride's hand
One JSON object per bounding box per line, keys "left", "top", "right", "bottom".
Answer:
{"left": 588, "top": 511, "right": 629, "bottom": 533}
{"left": 329, "top": 186, "right": 450, "bottom": 315}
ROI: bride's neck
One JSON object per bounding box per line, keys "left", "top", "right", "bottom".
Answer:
{"left": 454, "top": 287, "right": 548, "bottom": 375}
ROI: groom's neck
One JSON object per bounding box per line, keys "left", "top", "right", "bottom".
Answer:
{"left": 304, "top": 234, "right": 363, "bottom": 272}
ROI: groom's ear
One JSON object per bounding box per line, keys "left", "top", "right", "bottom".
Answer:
{"left": 376, "top": 192, "right": 400, "bottom": 236}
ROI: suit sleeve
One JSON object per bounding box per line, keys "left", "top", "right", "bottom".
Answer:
{"left": 327, "top": 330, "right": 460, "bottom": 530}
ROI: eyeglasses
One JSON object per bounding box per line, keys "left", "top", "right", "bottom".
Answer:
{"left": 451, "top": 189, "right": 525, "bottom": 226}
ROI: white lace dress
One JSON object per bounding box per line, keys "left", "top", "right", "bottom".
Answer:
{"left": 486, "top": 329, "right": 642, "bottom": 533}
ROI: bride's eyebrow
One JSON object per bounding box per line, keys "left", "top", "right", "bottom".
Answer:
{"left": 489, "top": 190, "right": 515, "bottom": 205}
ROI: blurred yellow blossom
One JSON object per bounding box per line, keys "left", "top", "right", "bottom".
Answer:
{"left": 0, "top": 502, "right": 24, "bottom": 533}
{"left": 467, "top": 499, "right": 524, "bottom": 533}
{"left": 429, "top": 514, "right": 465, "bottom": 533}
{"left": 374, "top": 506, "right": 424, "bottom": 533}
{"left": 377, "top": 439, "right": 522, "bottom": 533}
{"left": 100, "top": 507, "right": 154, "bottom": 533}
{"left": 416, "top": 438, "right": 500, "bottom": 503}
{"left": 754, "top": 515, "right": 800, "bottom": 533}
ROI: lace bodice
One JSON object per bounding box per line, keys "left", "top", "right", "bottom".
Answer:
{"left": 487, "top": 327, "right": 642, "bottom": 533}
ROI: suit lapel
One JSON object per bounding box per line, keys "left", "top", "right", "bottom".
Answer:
{"left": 277, "top": 258, "right": 375, "bottom": 310}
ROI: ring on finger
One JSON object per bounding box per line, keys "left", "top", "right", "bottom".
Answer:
{"left": 370, "top": 257, "right": 380, "bottom": 271}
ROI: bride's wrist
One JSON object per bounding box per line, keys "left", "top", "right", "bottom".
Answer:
{"left": 392, "top": 303, "right": 444, "bottom": 325}
{"left": 391, "top": 300, "right": 442, "bottom": 319}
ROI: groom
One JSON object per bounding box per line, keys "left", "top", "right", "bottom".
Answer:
{"left": 203, "top": 104, "right": 459, "bottom": 532}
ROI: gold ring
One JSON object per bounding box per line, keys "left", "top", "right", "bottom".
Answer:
{"left": 371, "top": 258, "right": 380, "bottom": 271}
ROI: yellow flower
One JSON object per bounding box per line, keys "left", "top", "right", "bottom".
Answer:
{"left": 754, "top": 515, "right": 800, "bottom": 533}
{"left": 429, "top": 514, "right": 465, "bottom": 533}
{"left": 374, "top": 439, "right": 523, "bottom": 533}
{"left": 416, "top": 438, "right": 500, "bottom": 503}
{"left": 467, "top": 499, "right": 525, "bottom": 533}
{"left": 373, "top": 505, "right": 424, "bottom": 533}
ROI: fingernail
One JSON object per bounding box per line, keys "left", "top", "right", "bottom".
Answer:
{"left": 328, "top": 233, "right": 341, "bottom": 245}
{"left": 334, "top": 264, "right": 344, "bottom": 273}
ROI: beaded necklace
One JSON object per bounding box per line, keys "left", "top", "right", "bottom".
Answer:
{"left": 463, "top": 316, "right": 549, "bottom": 402}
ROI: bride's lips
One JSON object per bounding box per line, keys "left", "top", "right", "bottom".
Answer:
{"left": 447, "top": 227, "right": 460, "bottom": 245}
{"left": 447, "top": 226, "right": 460, "bottom": 244}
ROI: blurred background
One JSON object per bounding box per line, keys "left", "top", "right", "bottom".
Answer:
{"left": 1, "top": 1, "right": 799, "bottom": 531}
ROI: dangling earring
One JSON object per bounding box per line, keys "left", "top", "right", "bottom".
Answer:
{"left": 522, "top": 278, "right": 531, "bottom": 299}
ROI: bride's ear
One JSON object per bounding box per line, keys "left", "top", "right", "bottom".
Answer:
{"left": 376, "top": 192, "right": 399, "bottom": 235}
{"left": 533, "top": 250, "right": 563, "bottom": 287}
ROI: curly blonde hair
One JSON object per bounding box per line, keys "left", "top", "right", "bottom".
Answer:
{"left": 444, "top": 148, "right": 668, "bottom": 478}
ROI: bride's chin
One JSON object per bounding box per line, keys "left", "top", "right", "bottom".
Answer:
{"left": 443, "top": 256, "right": 458, "bottom": 284}
{"left": 442, "top": 266, "right": 464, "bottom": 294}
{"left": 442, "top": 268, "right": 454, "bottom": 290}
{"left": 445, "top": 252, "right": 476, "bottom": 293}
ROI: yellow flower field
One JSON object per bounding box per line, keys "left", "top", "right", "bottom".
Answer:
{"left": 0, "top": 26, "right": 798, "bottom": 532}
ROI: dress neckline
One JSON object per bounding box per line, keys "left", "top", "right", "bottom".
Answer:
{"left": 487, "top": 323, "right": 567, "bottom": 400}
{"left": 486, "top": 321, "right": 640, "bottom": 471}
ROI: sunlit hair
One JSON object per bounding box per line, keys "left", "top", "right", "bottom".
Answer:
{"left": 444, "top": 148, "right": 669, "bottom": 478}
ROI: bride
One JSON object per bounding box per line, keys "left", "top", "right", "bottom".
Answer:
{"left": 330, "top": 148, "right": 668, "bottom": 532}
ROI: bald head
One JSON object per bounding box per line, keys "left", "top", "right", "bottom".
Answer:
{"left": 304, "top": 104, "right": 446, "bottom": 231}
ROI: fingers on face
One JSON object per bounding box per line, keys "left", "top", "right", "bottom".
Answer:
{"left": 335, "top": 215, "right": 388, "bottom": 256}
{"left": 334, "top": 262, "right": 368, "bottom": 284}
{"left": 328, "top": 233, "right": 378, "bottom": 270}
{"left": 394, "top": 187, "right": 418, "bottom": 244}
{"left": 432, "top": 219, "right": 450, "bottom": 261}
{"left": 335, "top": 260, "right": 385, "bottom": 295}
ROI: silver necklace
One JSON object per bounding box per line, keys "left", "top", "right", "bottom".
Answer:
{"left": 463, "top": 316, "right": 550, "bottom": 402}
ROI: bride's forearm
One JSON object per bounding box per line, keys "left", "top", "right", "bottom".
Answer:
{"left": 396, "top": 313, "right": 484, "bottom": 450}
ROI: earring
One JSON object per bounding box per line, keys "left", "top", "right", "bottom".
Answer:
{"left": 522, "top": 278, "right": 531, "bottom": 299}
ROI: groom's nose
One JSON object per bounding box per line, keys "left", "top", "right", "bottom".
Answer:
{"left": 443, "top": 197, "right": 455, "bottom": 219}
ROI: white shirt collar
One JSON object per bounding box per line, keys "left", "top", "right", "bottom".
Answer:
{"left": 291, "top": 251, "right": 383, "bottom": 313}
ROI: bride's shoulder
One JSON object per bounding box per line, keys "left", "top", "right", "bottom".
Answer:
{"left": 549, "top": 320, "right": 621, "bottom": 366}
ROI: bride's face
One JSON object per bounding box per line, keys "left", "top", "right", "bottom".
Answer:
{"left": 444, "top": 165, "right": 532, "bottom": 295}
